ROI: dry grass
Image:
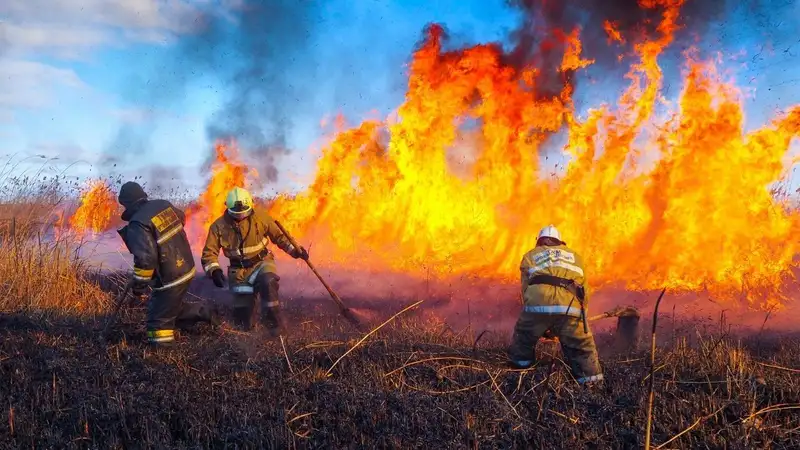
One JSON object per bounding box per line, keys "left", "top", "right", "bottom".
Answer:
{"left": 0, "top": 189, "right": 107, "bottom": 317}
{"left": 0, "top": 180, "right": 798, "bottom": 448}
{"left": 1, "top": 302, "right": 799, "bottom": 449}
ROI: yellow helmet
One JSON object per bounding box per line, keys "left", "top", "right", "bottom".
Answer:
{"left": 225, "top": 187, "right": 254, "bottom": 220}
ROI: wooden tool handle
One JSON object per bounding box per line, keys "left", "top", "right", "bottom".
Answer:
{"left": 273, "top": 220, "right": 348, "bottom": 312}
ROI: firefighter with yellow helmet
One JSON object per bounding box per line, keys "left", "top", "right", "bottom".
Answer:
{"left": 201, "top": 187, "right": 308, "bottom": 334}
{"left": 508, "top": 225, "right": 603, "bottom": 385}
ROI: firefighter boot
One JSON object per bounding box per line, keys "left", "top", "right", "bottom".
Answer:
{"left": 257, "top": 272, "right": 284, "bottom": 337}
{"left": 232, "top": 294, "right": 255, "bottom": 331}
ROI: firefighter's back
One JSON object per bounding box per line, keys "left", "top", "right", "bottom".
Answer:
{"left": 130, "top": 199, "right": 195, "bottom": 287}
{"left": 520, "top": 244, "right": 586, "bottom": 309}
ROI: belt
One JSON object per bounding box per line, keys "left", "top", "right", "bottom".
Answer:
{"left": 528, "top": 274, "right": 585, "bottom": 300}
{"left": 528, "top": 273, "right": 588, "bottom": 333}
{"left": 230, "top": 249, "right": 269, "bottom": 269}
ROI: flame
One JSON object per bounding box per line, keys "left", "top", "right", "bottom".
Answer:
{"left": 184, "top": 139, "right": 258, "bottom": 246}
{"left": 604, "top": 20, "right": 625, "bottom": 44}
{"left": 269, "top": 0, "right": 800, "bottom": 309}
{"left": 62, "top": 0, "right": 800, "bottom": 310}
{"left": 559, "top": 27, "right": 595, "bottom": 73}
{"left": 69, "top": 180, "right": 117, "bottom": 235}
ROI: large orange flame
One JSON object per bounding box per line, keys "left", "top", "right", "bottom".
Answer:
{"left": 66, "top": 0, "right": 800, "bottom": 310}
{"left": 184, "top": 139, "right": 258, "bottom": 247}
{"left": 69, "top": 180, "right": 117, "bottom": 235}
{"left": 268, "top": 0, "right": 800, "bottom": 309}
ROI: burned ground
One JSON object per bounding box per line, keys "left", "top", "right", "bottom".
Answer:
{"left": 0, "top": 212, "right": 798, "bottom": 448}
{"left": 1, "top": 272, "right": 799, "bottom": 449}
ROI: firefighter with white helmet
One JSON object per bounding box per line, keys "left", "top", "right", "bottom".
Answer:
{"left": 508, "top": 225, "right": 603, "bottom": 385}
{"left": 201, "top": 187, "right": 308, "bottom": 334}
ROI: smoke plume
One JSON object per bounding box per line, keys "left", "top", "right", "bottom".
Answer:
{"left": 104, "top": 0, "right": 320, "bottom": 186}
{"left": 501, "top": 0, "right": 754, "bottom": 98}
{"left": 193, "top": 0, "right": 314, "bottom": 182}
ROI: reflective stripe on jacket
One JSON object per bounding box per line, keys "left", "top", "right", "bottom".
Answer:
{"left": 519, "top": 244, "right": 588, "bottom": 317}
{"left": 118, "top": 199, "right": 196, "bottom": 291}
{"left": 200, "top": 209, "right": 295, "bottom": 293}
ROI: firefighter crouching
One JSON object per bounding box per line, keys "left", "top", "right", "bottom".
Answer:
{"left": 508, "top": 225, "right": 603, "bottom": 385}
{"left": 117, "top": 181, "right": 220, "bottom": 347}
{"left": 201, "top": 187, "right": 308, "bottom": 335}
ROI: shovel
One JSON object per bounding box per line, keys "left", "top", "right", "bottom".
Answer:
{"left": 273, "top": 220, "right": 364, "bottom": 329}
{"left": 541, "top": 305, "right": 641, "bottom": 347}
{"left": 589, "top": 305, "right": 641, "bottom": 350}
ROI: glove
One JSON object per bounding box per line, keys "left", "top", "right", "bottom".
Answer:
{"left": 131, "top": 281, "right": 149, "bottom": 298}
{"left": 211, "top": 269, "right": 226, "bottom": 288}
{"left": 291, "top": 246, "right": 309, "bottom": 260}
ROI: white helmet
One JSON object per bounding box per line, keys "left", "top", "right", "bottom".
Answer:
{"left": 537, "top": 225, "right": 561, "bottom": 241}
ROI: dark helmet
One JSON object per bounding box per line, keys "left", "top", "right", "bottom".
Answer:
{"left": 118, "top": 181, "right": 148, "bottom": 221}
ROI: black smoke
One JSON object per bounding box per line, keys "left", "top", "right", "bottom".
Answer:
{"left": 189, "top": 0, "right": 315, "bottom": 183}
{"left": 501, "top": 0, "right": 757, "bottom": 98}
{"left": 105, "top": 0, "right": 320, "bottom": 185}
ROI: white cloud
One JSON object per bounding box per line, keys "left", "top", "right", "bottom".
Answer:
{"left": 0, "top": 1, "right": 224, "bottom": 123}
{"left": 0, "top": 60, "right": 87, "bottom": 111}
{"left": 0, "top": 0, "right": 205, "bottom": 58}
{"left": 0, "top": 22, "right": 109, "bottom": 59}
{"left": 111, "top": 107, "right": 155, "bottom": 124}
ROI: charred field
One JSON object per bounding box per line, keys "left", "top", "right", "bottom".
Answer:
{"left": 1, "top": 217, "right": 800, "bottom": 449}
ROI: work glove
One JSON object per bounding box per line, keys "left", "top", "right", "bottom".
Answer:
{"left": 291, "top": 246, "right": 309, "bottom": 261}
{"left": 211, "top": 268, "right": 226, "bottom": 288}
{"left": 131, "top": 281, "right": 150, "bottom": 298}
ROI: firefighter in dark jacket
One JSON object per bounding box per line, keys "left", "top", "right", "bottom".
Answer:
{"left": 201, "top": 187, "right": 308, "bottom": 335}
{"left": 117, "top": 181, "right": 218, "bottom": 346}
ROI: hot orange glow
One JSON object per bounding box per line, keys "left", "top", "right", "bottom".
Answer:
{"left": 184, "top": 139, "right": 258, "bottom": 247}
{"left": 69, "top": 180, "right": 117, "bottom": 235}
{"left": 66, "top": 0, "right": 800, "bottom": 309}
{"left": 559, "top": 27, "right": 594, "bottom": 73}
{"left": 268, "top": 0, "right": 800, "bottom": 309}
{"left": 604, "top": 20, "right": 625, "bottom": 44}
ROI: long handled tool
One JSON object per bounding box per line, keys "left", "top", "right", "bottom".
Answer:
{"left": 541, "top": 304, "right": 641, "bottom": 352}
{"left": 589, "top": 305, "right": 641, "bottom": 350}
{"left": 273, "top": 220, "right": 363, "bottom": 329}
{"left": 102, "top": 279, "right": 133, "bottom": 338}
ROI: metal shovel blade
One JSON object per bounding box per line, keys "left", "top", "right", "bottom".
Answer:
{"left": 613, "top": 307, "right": 641, "bottom": 352}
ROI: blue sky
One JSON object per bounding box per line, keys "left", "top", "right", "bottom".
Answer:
{"left": 1, "top": 0, "right": 799, "bottom": 196}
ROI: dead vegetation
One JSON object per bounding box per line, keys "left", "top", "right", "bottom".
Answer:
{"left": 0, "top": 185, "right": 798, "bottom": 449}
{"left": 0, "top": 209, "right": 107, "bottom": 317}
{"left": 2, "top": 274, "right": 799, "bottom": 448}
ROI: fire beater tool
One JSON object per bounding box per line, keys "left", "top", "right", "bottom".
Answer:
{"left": 273, "top": 220, "right": 364, "bottom": 329}
{"left": 589, "top": 305, "right": 641, "bottom": 350}
{"left": 541, "top": 305, "right": 641, "bottom": 349}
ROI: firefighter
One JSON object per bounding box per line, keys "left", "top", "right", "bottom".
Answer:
{"left": 201, "top": 187, "right": 308, "bottom": 335}
{"left": 117, "top": 181, "right": 219, "bottom": 347}
{"left": 508, "top": 225, "right": 604, "bottom": 385}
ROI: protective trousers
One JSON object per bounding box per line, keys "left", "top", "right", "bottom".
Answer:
{"left": 146, "top": 281, "right": 215, "bottom": 345}
{"left": 508, "top": 312, "right": 603, "bottom": 384}
{"left": 232, "top": 271, "right": 283, "bottom": 332}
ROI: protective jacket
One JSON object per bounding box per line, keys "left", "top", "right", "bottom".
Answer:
{"left": 118, "top": 199, "right": 196, "bottom": 291}
{"left": 519, "top": 244, "right": 588, "bottom": 318}
{"left": 510, "top": 243, "right": 602, "bottom": 384}
{"left": 201, "top": 209, "right": 296, "bottom": 294}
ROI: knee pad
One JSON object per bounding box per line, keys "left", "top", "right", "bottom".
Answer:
{"left": 257, "top": 272, "right": 280, "bottom": 300}
{"left": 258, "top": 272, "right": 280, "bottom": 289}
